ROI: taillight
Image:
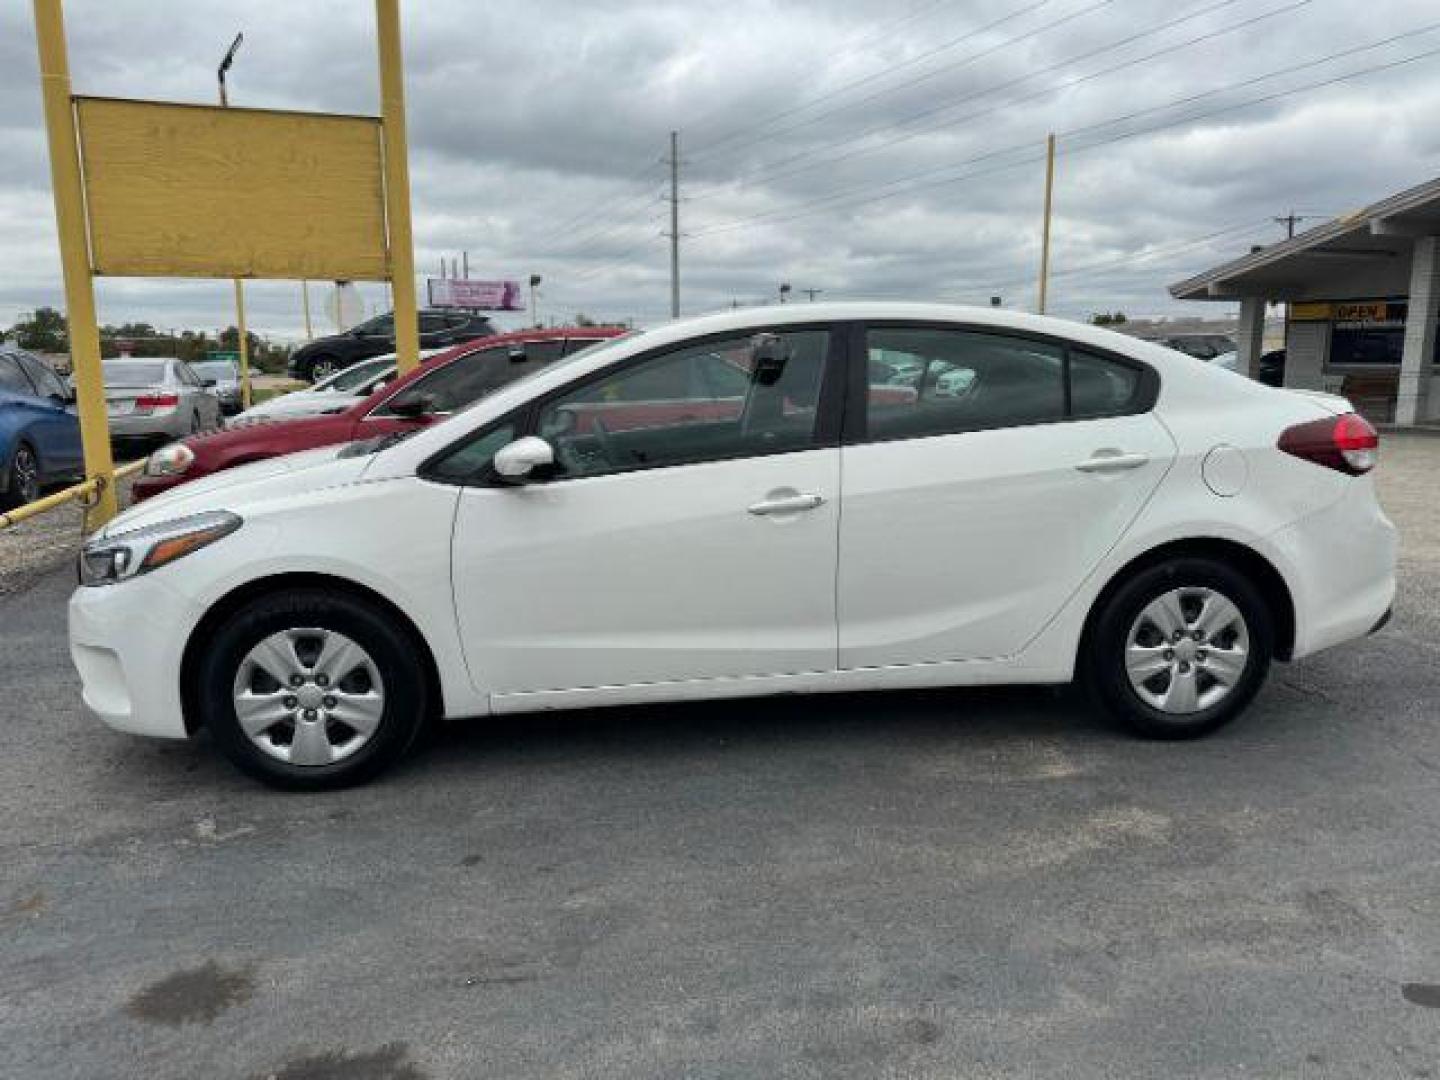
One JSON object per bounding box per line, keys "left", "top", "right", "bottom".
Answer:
{"left": 134, "top": 393, "right": 179, "bottom": 410}
{"left": 1278, "top": 412, "right": 1378, "bottom": 475}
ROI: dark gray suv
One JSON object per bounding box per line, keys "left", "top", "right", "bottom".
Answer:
{"left": 286, "top": 310, "right": 495, "bottom": 383}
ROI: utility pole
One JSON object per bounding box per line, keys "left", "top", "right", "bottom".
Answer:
{"left": 529, "top": 274, "right": 542, "bottom": 327}
{"left": 778, "top": 283, "right": 792, "bottom": 304}
{"left": 667, "top": 130, "right": 680, "bottom": 318}
{"left": 800, "top": 288, "right": 823, "bottom": 302}
{"left": 461, "top": 250, "right": 468, "bottom": 279}
{"left": 1037, "top": 132, "right": 1056, "bottom": 316}
{"left": 1274, "top": 211, "right": 1323, "bottom": 239}
{"left": 217, "top": 31, "right": 251, "bottom": 409}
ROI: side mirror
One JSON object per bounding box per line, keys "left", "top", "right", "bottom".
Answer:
{"left": 749, "top": 332, "right": 788, "bottom": 386}
{"left": 493, "top": 436, "right": 554, "bottom": 481}
{"left": 389, "top": 393, "right": 437, "bottom": 419}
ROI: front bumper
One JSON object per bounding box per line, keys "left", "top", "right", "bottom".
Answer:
{"left": 69, "top": 573, "right": 199, "bottom": 739}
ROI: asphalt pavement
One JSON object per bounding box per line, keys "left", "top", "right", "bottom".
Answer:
{"left": 2, "top": 435, "right": 1438, "bottom": 1079}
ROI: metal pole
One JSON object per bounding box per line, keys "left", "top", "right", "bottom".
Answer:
{"left": 232, "top": 280, "right": 251, "bottom": 408}
{"left": 301, "top": 280, "right": 313, "bottom": 339}
{"left": 462, "top": 250, "right": 468, "bottom": 279}
{"left": 1037, "top": 132, "right": 1056, "bottom": 316}
{"left": 669, "top": 130, "right": 680, "bottom": 319}
{"left": 217, "top": 32, "right": 251, "bottom": 409}
{"left": 375, "top": 0, "right": 421, "bottom": 375}
{"left": 32, "top": 0, "right": 117, "bottom": 526}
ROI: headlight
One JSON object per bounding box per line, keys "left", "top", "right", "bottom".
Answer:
{"left": 145, "top": 442, "right": 196, "bottom": 477}
{"left": 78, "top": 511, "right": 242, "bottom": 587}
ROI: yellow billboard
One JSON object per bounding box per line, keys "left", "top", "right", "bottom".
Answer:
{"left": 75, "top": 97, "right": 389, "bottom": 280}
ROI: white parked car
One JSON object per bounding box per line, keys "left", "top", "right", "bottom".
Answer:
{"left": 69, "top": 303, "right": 1396, "bottom": 789}
{"left": 227, "top": 354, "right": 426, "bottom": 426}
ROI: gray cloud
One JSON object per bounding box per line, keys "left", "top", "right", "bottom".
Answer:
{"left": 2, "top": 0, "right": 1439, "bottom": 339}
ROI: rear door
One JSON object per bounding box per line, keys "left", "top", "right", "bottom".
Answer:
{"left": 838, "top": 323, "right": 1175, "bottom": 668}
{"left": 12, "top": 351, "right": 82, "bottom": 475}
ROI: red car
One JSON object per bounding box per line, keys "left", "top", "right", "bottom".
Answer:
{"left": 133, "top": 327, "right": 623, "bottom": 502}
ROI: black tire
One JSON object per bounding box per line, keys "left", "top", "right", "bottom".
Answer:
{"left": 306, "top": 354, "right": 341, "bottom": 383}
{"left": 195, "top": 589, "right": 428, "bottom": 790}
{"left": 1, "top": 442, "right": 41, "bottom": 510}
{"left": 1082, "top": 556, "right": 1273, "bottom": 740}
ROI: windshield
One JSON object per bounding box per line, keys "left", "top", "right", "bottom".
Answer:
{"left": 438, "top": 331, "right": 639, "bottom": 419}
{"left": 324, "top": 358, "right": 392, "bottom": 391}
{"left": 190, "top": 361, "right": 237, "bottom": 380}
{"left": 103, "top": 360, "right": 167, "bottom": 387}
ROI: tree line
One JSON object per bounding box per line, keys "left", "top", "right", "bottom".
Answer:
{"left": 6, "top": 306, "right": 292, "bottom": 373}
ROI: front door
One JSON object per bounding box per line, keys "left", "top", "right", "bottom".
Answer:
{"left": 446, "top": 326, "right": 843, "bottom": 699}
{"left": 838, "top": 325, "right": 1176, "bottom": 667}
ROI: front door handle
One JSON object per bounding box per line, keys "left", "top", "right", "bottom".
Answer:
{"left": 1075, "top": 451, "right": 1149, "bottom": 473}
{"left": 748, "top": 493, "right": 825, "bottom": 516}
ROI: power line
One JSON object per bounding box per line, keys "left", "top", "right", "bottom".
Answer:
{"left": 693, "top": 0, "right": 1120, "bottom": 167}
{"left": 688, "top": 0, "right": 1062, "bottom": 159}
{"left": 689, "top": 0, "right": 1288, "bottom": 200}
{"left": 523, "top": 158, "right": 665, "bottom": 254}
{"left": 681, "top": 0, "right": 973, "bottom": 138}
{"left": 688, "top": 27, "right": 1440, "bottom": 239}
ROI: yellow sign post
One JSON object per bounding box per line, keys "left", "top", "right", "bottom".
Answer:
{"left": 31, "top": 0, "right": 423, "bottom": 527}
{"left": 33, "top": 0, "right": 118, "bottom": 525}
{"left": 376, "top": 0, "right": 421, "bottom": 376}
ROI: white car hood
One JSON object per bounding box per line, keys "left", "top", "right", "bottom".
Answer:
{"left": 107, "top": 445, "right": 372, "bottom": 536}
{"left": 234, "top": 391, "right": 358, "bottom": 423}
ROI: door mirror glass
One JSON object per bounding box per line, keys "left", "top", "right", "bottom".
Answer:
{"left": 493, "top": 436, "right": 555, "bottom": 480}
{"left": 749, "top": 333, "right": 788, "bottom": 386}
{"left": 388, "top": 392, "right": 438, "bottom": 419}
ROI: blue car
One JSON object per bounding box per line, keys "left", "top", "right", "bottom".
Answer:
{"left": 0, "top": 347, "right": 84, "bottom": 510}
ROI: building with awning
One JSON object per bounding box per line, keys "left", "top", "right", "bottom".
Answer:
{"left": 1170, "top": 176, "right": 1440, "bottom": 426}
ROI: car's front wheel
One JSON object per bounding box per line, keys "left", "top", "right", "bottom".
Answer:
{"left": 195, "top": 589, "right": 429, "bottom": 789}
{"left": 1083, "top": 557, "right": 1273, "bottom": 739}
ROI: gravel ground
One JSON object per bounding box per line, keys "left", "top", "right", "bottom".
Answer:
{"left": 1, "top": 434, "right": 1438, "bottom": 1079}
{"left": 0, "top": 472, "right": 138, "bottom": 597}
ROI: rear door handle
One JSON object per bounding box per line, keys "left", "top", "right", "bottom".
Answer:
{"left": 1074, "top": 451, "right": 1149, "bottom": 473}
{"left": 748, "top": 493, "right": 825, "bottom": 516}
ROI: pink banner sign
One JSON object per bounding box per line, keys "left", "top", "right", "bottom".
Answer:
{"left": 427, "top": 278, "right": 523, "bottom": 311}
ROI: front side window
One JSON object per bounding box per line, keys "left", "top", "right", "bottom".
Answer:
{"left": 865, "top": 328, "right": 1065, "bottom": 440}
{"left": 534, "top": 329, "right": 830, "bottom": 479}
{"left": 355, "top": 314, "right": 394, "bottom": 337}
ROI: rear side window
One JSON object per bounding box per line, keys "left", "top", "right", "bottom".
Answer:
{"left": 862, "top": 328, "right": 1153, "bottom": 441}
{"left": 1070, "top": 349, "right": 1144, "bottom": 418}
{"left": 0, "top": 355, "right": 36, "bottom": 395}
{"left": 866, "top": 328, "right": 1065, "bottom": 440}
{"left": 15, "top": 353, "right": 65, "bottom": 398}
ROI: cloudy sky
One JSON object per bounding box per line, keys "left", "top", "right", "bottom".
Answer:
{"left": 3, "top": 0, "right": 1440, "bottom": 341}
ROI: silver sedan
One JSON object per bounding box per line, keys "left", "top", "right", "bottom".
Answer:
{"left": 102, "top": 359, "right": 223, "bottom": 445}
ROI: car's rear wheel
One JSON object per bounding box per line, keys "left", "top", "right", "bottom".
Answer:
{"left": 1083, "top": 557, "right": 1273, "bottom": 739}
{"left": 2, "top": 442, "right": 40, "bottom": 509}
{"left": 195, "top": 589, "right": 428, "bottom": 789}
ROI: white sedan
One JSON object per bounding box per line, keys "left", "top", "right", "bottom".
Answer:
{"left": 69, "top": 303, "right": 1396, "bottom": 789}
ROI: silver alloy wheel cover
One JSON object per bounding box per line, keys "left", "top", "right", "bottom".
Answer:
{"left": 232, "top": 627, "right": 386, "bottom": 766}
{"left": 13, "top": 446, "right": 38, "bottom": 503}
{"left": 1125, "top": 586, "right": 1250, "bottom": 715}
